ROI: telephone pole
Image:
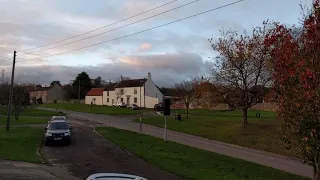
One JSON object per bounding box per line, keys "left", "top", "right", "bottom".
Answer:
{"left": 78, "top": 79, "right": 80, "bottom": 103}
{"left": 6, "top": 51, "right": 16, "bottom": 131}
{"left": 1, "top": 69, "right": 5, "bottom": 84}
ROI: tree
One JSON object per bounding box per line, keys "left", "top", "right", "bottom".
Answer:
{"left": 114, "top": 75, "right": 131, "bottom": 83}
{"left": 174, "top": 80, "right": 196, "bottom": 118}
{"left": 50, "top": 81, "right": 61, "bottom": 87}
{"left": 115, "top": 88, "right": 125, "bottom": 104}
{"left": 264, "top": 1, "right": 320, "bottom": 179}
{"left": 72, "top": 72, "right": 92, "bottom": 99}
{"left": 208, "top": 25, "right": 272, "bottom": 124}
{"left": 93, "top": 77, "right": 102, "bottom": 88}
{"left": 12, "top": 84, "right": 30, "bottom": 120}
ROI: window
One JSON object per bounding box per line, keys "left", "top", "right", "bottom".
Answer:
{"left": 134, "top": 97, "right": 137, "bottom": 103}
{"left": 107, "top": 98, "right": 109, "bottom": 102}
{"left": 107, "top": 91, "right": 109, "bottom": 96}
{"left": 121, "top": 98, "right": 123, "bottom": 102}
{"left": 134, "top": 88, "right": 137, "bottom": 94}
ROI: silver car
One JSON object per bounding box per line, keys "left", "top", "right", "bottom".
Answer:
{"left": 48, "top": 116, "right": 67, "bottom": 124}
{"left": 86, "top": 173, "right": 147, "bottom": 180}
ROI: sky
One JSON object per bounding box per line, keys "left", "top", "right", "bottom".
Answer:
{"left": 0, "top": 0, "right": 312, "bottom": 87}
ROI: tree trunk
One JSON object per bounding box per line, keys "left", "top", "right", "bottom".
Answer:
{"left": 186, "top": 106, "right": 189, "bottom": 119}
{"left": 314, "top": 165, "right": 320, "bottom": 180}
{"left": 243, "top": 108, "right": 248, "bottom": 124}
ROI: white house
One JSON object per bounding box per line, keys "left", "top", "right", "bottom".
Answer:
{"left": 85, "top": 88, "right": 104, "bottom": 105}
{"left": 86, "top": 73, "right": 163, "bottom": 108}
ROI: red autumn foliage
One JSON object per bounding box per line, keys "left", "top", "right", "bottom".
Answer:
{"left": 265, "top": 1, "right": 320, "bottom": 179}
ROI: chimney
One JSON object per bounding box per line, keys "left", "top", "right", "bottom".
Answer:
{"left": 147, "top": 72, "right": 151, "bottom": 79}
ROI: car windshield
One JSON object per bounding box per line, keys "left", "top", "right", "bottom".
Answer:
{"left": 48, "top": 122, "right": 69, "bottom": 130}
{"left": 53, "top": 117, "right": 65, "bottom": 120}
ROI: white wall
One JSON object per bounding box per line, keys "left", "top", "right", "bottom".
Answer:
{"left": 102, "top": 90, "right": 116, "bottom": 106}
{"left": 145, "top": 96, "right": 159, "bottom": 108}
{"left": 85, "top": 96, "right": 103, "bottom": 105}
{"left": 144, "top": 79, "right": 163, "bottom": 103}
{"left": 113, "top": 87, "right": 145, "bottom": 107}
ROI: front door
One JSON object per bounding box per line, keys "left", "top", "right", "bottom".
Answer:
{"left": 127, "top": 97, "right": 130, "bottom": 105}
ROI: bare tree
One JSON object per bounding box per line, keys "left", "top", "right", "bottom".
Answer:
{"left": 12, "top": 84, "right": 30, "bottom": 120}
{"left": 115, "top": 88, "right": 126, "bottom": 104}
{"left": 174, "top": 80, "right": 196, "bottom": 118}
{"left": 209, "top": 26, "right": 272, "bottom": 124}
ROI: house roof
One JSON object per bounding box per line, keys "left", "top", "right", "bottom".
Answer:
{"left": 86, "top": 88, "right": 104, "bottom": 96}
{"left": 29, "top": 87, "right": 52, "bottom": 92}
{"left": 115, "top": 79, "right": 147, "bottom": 88}
{"left": 104, "top": 83, "right": 117, "bottom": 91}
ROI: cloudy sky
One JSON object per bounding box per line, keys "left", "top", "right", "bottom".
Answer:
{"left": 0, "top": 0, "right": 312, "bottom": 87}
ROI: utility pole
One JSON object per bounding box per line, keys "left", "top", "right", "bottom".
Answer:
{"left": 78, "top": 79, "right": 80, "bottom": 104}
{"left": 1, "top": 69, "right": 5, "bottom": 84}
{"left": 6, "top": 51, "right": 16, "bottom": 131}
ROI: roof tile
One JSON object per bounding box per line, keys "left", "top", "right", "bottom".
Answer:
{"left": 115, "top": 79, "right": 146, "bottom": 88}
{"left": 86, "top": 88, "right": 104, "bottom": 96}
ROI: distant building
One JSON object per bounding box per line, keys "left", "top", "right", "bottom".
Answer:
{"left": 29, "top": 82, "right": 68, "bottom": 104}
{"left": 85, "top": 73, "right": 163, "bottom": 108}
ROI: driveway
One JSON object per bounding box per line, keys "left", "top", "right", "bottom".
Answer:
{"left": 40, "top": 119, "right": 179, "bottom": 180}
{"left": 0, "top": 160, "right": 79, "bottom": 180}
{"left": 38, "top": 107, "right": 313, "bottom": 178}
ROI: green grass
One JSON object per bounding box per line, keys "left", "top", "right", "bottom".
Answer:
{"left": 0, "top": 116, "right": 48, "bottom": 126}
{"left": 0, "top": 127, "right": 43, "bottom": 163}
{"left": 0, "top": 107, "right": 64, "bottom": 116}
{"left": 135, "top": 109, "right": 297, "bottom": 157}
{"left": 40, "top": 103, "right": 141, "bottom": 115}
{"left": 96, "top": 127, "right": 309, "bottom": 180}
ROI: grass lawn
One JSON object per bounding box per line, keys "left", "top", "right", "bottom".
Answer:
{"left": 96, "top": 127, "right": 309, "bottom": 180}
{"left": 0, "top": 127, "right": 43, "bottom": 163}
{"left": 0, "top": 116, "right": 48, "bottom": 126}
{"left": 40, "top": 103, "right": 141, "bottom": 115}
{"left": 135, "top": 109, "right": 298, "bottom": 157}
{"left": 0, "top": 107, "right": 64, "bottom": 116}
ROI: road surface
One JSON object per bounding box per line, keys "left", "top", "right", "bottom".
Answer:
{"left": 41, "top": 119, "right": 179, "bottom": 180}
{"left": 38, "top": 107, "right": 313, "bottom": 178}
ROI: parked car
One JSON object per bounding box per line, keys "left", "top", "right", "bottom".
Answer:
{"left": 154, "top": 103, "right": 164, "bottom": 111}
{"left": 127, "top": 104, "right": 140, "bottom": 110}
{"left": 48, "top": 116, "right": 67, "bottom": 124}
{"left": 86, "top": 173, "right": 147, "bottom": 180}
{"left": 113, "top": 102, "right": 127, "bottom": 108}
{"left": 44, "top": 120, "right": 72, "bottom": 146}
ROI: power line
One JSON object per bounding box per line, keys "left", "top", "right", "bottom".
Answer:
{"left": 21, "top": 0, "right": 179, "bottom": 52}
{"left": 26, "top": 0, "right": 245, "bottom": 61}
{"left": 23, "top": 0, "right": 201, "bottom": 55}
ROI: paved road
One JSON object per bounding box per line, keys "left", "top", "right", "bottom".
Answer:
{"left": 41, "top": 120, "right": 179, "bottom": 180}
{"left": 0, "top": 160, "right": 79, "bottom": 180}
{"left": 38, "top": 107, "right": 313, "bottom": 178}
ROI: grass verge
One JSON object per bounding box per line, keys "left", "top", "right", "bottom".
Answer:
{"left": 0, "top": 127, "right": 43, "bottom": 163}
{"left": 40, "top": 103, "right": 141, "bottom": 115}
{"left": 0, "top": 107, "right": 65, "bottom": 116}
{"left": 135, "top": 109, "right": 298, "bottom": 157}
{"left": 96, "top": 126, "right": 309, "bottom": 180}
{"left": 0, "top": 116, "right": 48, "bottom": 126}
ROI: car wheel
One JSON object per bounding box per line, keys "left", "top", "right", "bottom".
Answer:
{"left": 44, "top": 140, "right": 49, "bottom": 146}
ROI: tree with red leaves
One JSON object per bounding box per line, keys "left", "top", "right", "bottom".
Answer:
{"left": 265, "top": 1, "right": 320, "bottom": 179}
{"left": 209, "top": 26, "right": 272, "bottom": 124}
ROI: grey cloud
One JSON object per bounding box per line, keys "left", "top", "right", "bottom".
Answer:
{"left": 6, "top": 52, "right": 205, "bottom": 87}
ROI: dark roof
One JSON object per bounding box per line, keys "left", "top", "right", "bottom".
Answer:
{"left": 104, "top": 83, "right": 117, "bottom": 91}
{"left": 86, "top": 88, "right": 104, "bottom": 96}
{"left": 115, "top": 79, "right": 147, "bottom": 88}
{"left": 29, "top": 87, "right": 52, "bottom": 92}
